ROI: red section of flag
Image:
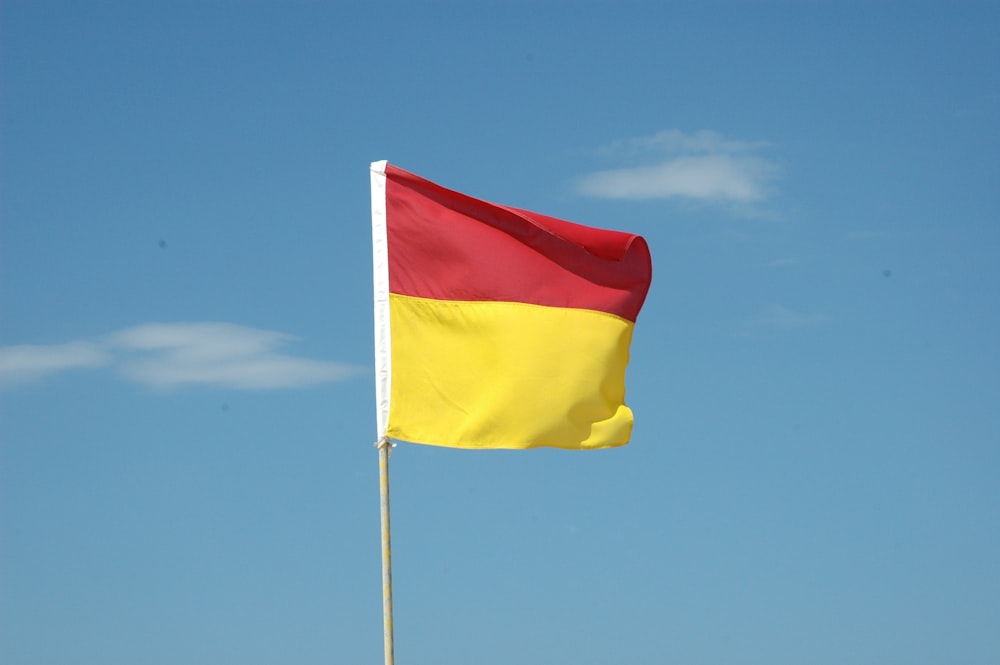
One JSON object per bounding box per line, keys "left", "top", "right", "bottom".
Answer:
{"left": 384, "top": 164, "right": 651, "bottom": 322}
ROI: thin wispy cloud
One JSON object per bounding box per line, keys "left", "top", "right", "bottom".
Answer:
{"left": 845, "top": 230, "right": 889, "bottom": 241}
{"left": 743, "top": 304, "right": 827, "bottom": 333}
{"left": 576, "top": 129, "right": 779, "bottom": 211}
{"left": 767, "top": 257, "right": 810, "bottom": 267}
{"left": 0, "top": 323, "right": 359, "bottom": 390}
{"left": 0, "top": 342, "right": 110, "bottom": 386}
{"left": 579, "top": 155, "right": 773, "bottom": 202}
{"left": 596, "top": 129, "right": 769, "bottom": 156}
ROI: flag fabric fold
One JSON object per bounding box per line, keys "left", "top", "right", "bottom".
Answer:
{"left": 371, "top": 160, "right": 652, "bottom": 450}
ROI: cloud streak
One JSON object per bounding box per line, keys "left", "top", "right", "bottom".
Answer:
{"left": 596, "top": 129, "right": 768, "bottom": 156}
{"left": 0, "top": 323, "right": 359, "bottom": 390}
{"left": 744, "top": 305, "right": 827, "bottom": 333}
{"left": 0, "top": 342, "right": 110, "bottom": 386}
{"left": 578, "top": 155, "right": 774, "bottom": 202}
{"left": 576, "top": 129, "right": 778, "bottom": 208}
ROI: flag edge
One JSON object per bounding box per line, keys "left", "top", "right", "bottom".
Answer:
{"left": 371, "top": 160, "right": 391, "bottom": 439}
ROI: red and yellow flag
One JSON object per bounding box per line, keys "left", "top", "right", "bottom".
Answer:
{"left": 370, "top": 161, "right": 652, "bottom": 450}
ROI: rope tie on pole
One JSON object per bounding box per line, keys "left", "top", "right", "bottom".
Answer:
{"left": 374, "top": 436, "right": 396, "bottom": 455}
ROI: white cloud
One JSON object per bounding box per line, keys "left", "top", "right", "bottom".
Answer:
{"left": 578, "top": 155, "right": 774, "bottom": 202}
{"left": 597, "top": 129, "right": 768, "bottom": 156}
{"left": 0, "top": 322, "right": 360, "bottom": 391}
{"left": 0, "top": 342, "right": 110, "bottom": 386}
{"left": 577, "top": 129, "right": 778, "bottom": 207}
{"left": 110, "top": 322, "right": 358, "bottom": 390}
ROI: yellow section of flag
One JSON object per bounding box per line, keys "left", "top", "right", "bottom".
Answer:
{"left": 386, "top": 294, "right": 635, "bottom": 450}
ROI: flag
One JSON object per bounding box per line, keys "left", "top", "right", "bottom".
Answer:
{"left": 370, "top": 161, "right": 652, "bottom": 450}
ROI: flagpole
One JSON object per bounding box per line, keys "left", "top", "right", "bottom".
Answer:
{"left": 376, "top": 437, "right": 395, "bottom": 665}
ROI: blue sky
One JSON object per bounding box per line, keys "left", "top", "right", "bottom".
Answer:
{"left": 2, "top": 1, "right": 999, "bottom": 663}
